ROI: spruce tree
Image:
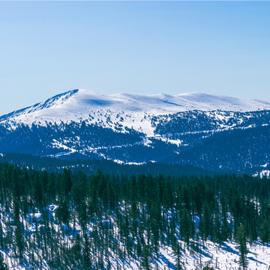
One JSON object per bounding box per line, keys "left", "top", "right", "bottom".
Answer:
{"left": 0, "top": 253, "right": 8, "bottom": 270}
{"left": 236, "top": 223, "right": 248, "bottom": 269}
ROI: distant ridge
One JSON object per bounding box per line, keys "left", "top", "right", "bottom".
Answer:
{"left": 1, "top": 89, "right": 270, "bottom": 123}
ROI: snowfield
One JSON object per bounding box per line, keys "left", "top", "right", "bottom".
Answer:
{"left": 1, "top": 89, "right": 270, "bottom": 136}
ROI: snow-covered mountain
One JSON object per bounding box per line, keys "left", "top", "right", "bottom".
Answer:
{"left": 1, "top": 89, "right": 269, "bottom": 129}
{"left": 0, "top": 89, "right": 270, "bottom": 174}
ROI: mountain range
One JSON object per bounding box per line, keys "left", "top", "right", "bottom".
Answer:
{"left": 1, "top": 89, "right": 270, "bottom": 175}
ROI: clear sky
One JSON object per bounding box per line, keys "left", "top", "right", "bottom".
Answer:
{"left": 0, "top": 1, "right": 270, "bottom": 114}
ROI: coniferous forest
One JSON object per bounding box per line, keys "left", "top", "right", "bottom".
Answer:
{"left": 0, "top": 163, "right": 269, "bottom": 269}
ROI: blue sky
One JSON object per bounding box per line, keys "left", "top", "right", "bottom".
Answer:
{"left": 0, "top": 1, "right": 269, "bottom": 114}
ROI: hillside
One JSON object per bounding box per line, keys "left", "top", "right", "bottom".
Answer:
{"left": 0, "top": 165, "right": 269, "bottom": 269}
{"left": 0, "top": 89, "right": 270, "bottom": 175}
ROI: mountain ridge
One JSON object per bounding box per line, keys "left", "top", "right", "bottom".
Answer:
{"left": 0, "top": 89, "right": 270, "bottom": 175}
{"left": 1, "top": 89, "right": 270, "bottom": 124}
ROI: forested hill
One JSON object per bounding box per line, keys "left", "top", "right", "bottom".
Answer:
{"left": 0, "top": 164, "right": 270, "bottom": 269}
{"left": 0, "top": 152, "right": 214, "bottom": 176}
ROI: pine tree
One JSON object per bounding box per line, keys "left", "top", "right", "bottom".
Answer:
{"left": 260, "top": 219, "right": 270, "bottom": 243}
{"left": 0, "top": 253, "right": 8, "bottom": 270}
{"left": 180, "top": 208, "right": 193, "bottom": 246}
{"left": 56, "top": 200, "right": 70, "bottom": 225}
{"left": 236, "top": 223, "right": 248, "bottom": 269}
{"left": 63, "top": 169, "right": 72, "bottom": 195}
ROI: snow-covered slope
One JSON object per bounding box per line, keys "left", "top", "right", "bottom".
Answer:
{"left": 1, "top": 89, "right": 269, "bottom": 136}
{"left": 1, "top": 89, "right": 269, "bottom": 123}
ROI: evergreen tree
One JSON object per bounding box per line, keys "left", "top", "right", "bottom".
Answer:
{"left": 0, "top": 253, "right": 8, "bottom": 270}
{"left": 236, "top": 223, "right": 248, "bottom": 269}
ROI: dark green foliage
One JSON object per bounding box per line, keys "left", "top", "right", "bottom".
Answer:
{"left": 0, "top": 163, "right": 269, "bottom": 269}
{"left": 0, "top": 253, "right": 8, "bottom": 270}
{"left": 236, "top": 224, "right": 248, "bottom": 269}
{"left": 202, "top": 266, "right": 215, "bottom": 270}
{"left": 56, "top": 200, "right": 70, "bottom": 224}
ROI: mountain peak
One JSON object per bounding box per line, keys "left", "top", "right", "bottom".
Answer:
{"left": 0, "top": 89, "right": 80, "bottom": 122}
{"left": 1, "top": 89, "right": 270, "bottom": 127}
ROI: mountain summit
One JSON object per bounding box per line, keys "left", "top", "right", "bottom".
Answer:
{"left": 0, "top": 89, "right": 269, "bottom": 126}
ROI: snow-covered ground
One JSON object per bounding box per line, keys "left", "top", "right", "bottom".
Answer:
{"left": 254, "top": 170, "right": 270, "bottom": 178}
{"left": 2, "top": 240, "right": 270, "bottom": 269}
{"left": 157, "top": 241, "right": 270, "bottom": 270}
